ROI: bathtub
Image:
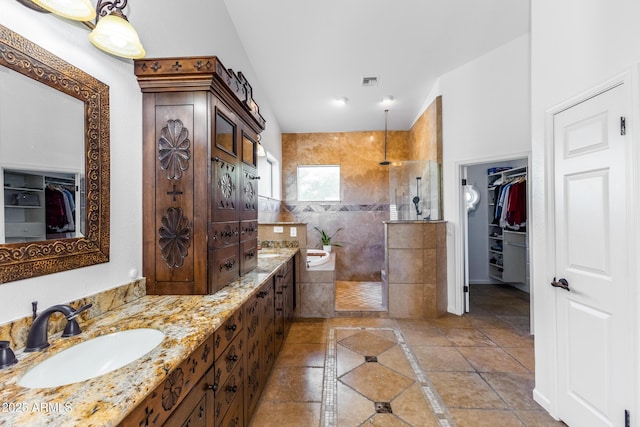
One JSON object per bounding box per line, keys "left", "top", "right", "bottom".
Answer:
{"left": 306, "top": 249, "right": 331, "bottom": 267}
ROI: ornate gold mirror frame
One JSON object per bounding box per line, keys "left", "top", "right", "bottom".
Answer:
{"left": 0, "top": 24, "right": 110, "bottom": 283}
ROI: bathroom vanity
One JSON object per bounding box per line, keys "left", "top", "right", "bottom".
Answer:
{"left": 0, "top": 250, "right": 297, "bottom": 427}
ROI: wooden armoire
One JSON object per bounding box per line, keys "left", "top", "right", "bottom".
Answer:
{"left": 134, "top": 57, "right": 265, "bottom": 295}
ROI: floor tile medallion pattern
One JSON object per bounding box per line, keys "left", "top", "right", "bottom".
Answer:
{"left": 321, "top": 326, "right": 452, "bottom": 426}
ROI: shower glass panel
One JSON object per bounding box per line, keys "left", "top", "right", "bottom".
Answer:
{"left": 389, "top": 160, "right": 441, "bottom": 221}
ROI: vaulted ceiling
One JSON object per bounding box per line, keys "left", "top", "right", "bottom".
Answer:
{"left": 222, "top": 1, "right": 530, "bottom": 133}
{"left": 133, "top": 1, "right": 530, "bottom": 133}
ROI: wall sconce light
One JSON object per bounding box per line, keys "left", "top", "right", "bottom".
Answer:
{"left": 20, "top": 0, "right": 145, "bottom": 59}
{"left": 257, "top": 143, "right": 266, "bottom": 157}
{"left": 89, "top": 0, "right": 145, "bottom": 59}
{"left": 31, "top": 0, "right": 96, "bottom": 20}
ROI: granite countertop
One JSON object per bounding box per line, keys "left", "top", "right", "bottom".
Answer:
{"left": 0, "top": 248, "right": 298, "bottom": 427}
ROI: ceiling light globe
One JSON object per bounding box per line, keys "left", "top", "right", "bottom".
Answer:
{"left": 32, "top": 0, "right": 96, "bottom": 21}
{"left": 89, "top": 13, "right": 145, "bottom": 59}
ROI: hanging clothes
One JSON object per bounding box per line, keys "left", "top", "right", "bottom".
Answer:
{"left": 492, "top": 175, "right": 526, "bottom": 231}
{"left": 45, "top": 187, "right": 67, "bottom": 229}
{"left": 45, "top": 184, "right": 76, "bottom": 233}
{"left": 505, "top": 178, "right": 526, "bottom": 229}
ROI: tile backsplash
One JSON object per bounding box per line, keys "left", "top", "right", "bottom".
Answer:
{"left": 0, "top": 279, "right": 146, "bottom": 351}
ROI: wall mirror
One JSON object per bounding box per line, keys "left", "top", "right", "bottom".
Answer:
{"left": 0, "top": 24, "right": 110, "bottom": 283}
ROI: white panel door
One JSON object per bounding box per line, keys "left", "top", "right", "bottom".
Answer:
{"left": 553, "top": 82, "right": 633, "bottom": 427}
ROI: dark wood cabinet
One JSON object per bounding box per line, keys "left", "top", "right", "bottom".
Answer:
{"left": 135, "top": 56, "right": 265, "bottom": 295}
{"left": 120, "top": 335, "right": 215, "bottom": 427}
{"left": 213, "top": 313, "right": 244, "bottom": 427}
{"left": 275, "top": 257, "right": 295, "bottom": 352}
{"left": 243, "top": 278, "right": 273, "bottom": 422}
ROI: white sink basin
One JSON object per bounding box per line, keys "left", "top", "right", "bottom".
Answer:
{"left": 19, "top": 328, "right": 165, "bottom": 389}
{"left": 258, "top": 253, "right": 279, "bottom": 259}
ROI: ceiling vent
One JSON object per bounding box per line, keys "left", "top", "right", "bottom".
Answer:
{"left": 362, "top": 76, "right": 378, "bottom": 86}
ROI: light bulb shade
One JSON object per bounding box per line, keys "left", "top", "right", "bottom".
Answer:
{"left": 89, "top": 13, "right": 145, "bottom": 59}
{"left": 32, "top": 0, "right": 96, "bottom": 21}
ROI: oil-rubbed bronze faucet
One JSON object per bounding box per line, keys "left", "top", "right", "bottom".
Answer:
{"left": 24, "top": 304, "right": 92, "bottom": 352}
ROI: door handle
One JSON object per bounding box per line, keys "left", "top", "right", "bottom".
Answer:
{"left": 551, "top": 277, "right": 570, "bottom": 291}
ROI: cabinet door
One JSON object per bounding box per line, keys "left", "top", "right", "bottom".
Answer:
{"left": 163, "top": 367, "right": 215, "bottom": 427}
{"left": 243, "top": 294, "right": 261, "bottom": 423}
{"left": 145, "top": 92, "right": 209, "bottom": 295}
{"left": 260, "top": 280, "right": 275, "bottom": 385}
{"left": 211, "top": 156, "right": 239, "bottom": 222}
{"left": 212, "top": 107, "right": 240, "bottom": 223}
{"left": 240, "top": 165, "right": 259, "bottom": 220}
{"left": 241, "top": 131, "right": 258, "bottom": 168}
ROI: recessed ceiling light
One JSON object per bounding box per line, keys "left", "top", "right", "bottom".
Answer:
{"left": 382, "top": 96, "right": 394, "bottom": 106}
{"left": 333, "top": 97, "right": 348, "bottom": 106}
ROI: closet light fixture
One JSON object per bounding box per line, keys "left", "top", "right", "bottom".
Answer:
{"left": 19, "top": 0, "right": 145, "bottom": 59}
{"left": 379, "top": 109, "right": 390, "bottom": 166}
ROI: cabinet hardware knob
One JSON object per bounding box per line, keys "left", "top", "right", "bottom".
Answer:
{"left": 227, "top": 324, "right": 237, "bottom": 331}
{"left": 207, "top": 383, "right": 218, "bottom": 391}
{"left": 227, "top": 354, "right": 238, "bottom": 362}
{"left": 226, "top": 385, "right": 238, "bottom": 393}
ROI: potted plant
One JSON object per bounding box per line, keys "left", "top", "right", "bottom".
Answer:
{"left": 314, "top": 227, "right": 343, "bottom": 252}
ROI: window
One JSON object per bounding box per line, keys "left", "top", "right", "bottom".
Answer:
{"left": 258, "top": 151, "right": 279, "bottom": 199}
{"left": 297, "top": 165, "right": 340, "bottom": 201}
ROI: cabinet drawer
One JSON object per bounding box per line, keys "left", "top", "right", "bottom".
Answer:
{"left": 240, "top": 220, "right": 257, "bottom": 242}
{"left": 214, "top": 309, "right": 243, "bottom": 359}
{"left": 5, "top": 222, "right": 45, "bottom": 237}
{"left": 208, "top": 221, "right": 240, "bottom": 249}
{"left": 240, "top": 239, "right": 257, "bottom": 276}
{"left": 208, "top": 244, "right": 240, "bottom": 293}
{"left": 214, "top": 356, "right": 243, "bottom": 425}
{"left": 503, "top": 231, "right": 526, "bottom": 246}
{"left": 214, "top": 335, "right": 244, "bottom": 393}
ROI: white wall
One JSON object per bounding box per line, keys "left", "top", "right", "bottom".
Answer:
{"left": 530, "top": 0, "right": 640, "bottom": 417}
{"left": 418, "top": 34, "right": 531, "bottom": 315}
{"left": 0, "top": 2, "right": 282, "bottom": 324}
{"left": 0, "top": 4, "right": 143, "bottom": 323}
{"left": 129, "top": 0, "right": 283, "bottom": 183}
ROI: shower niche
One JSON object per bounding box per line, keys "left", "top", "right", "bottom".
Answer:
{"left": 388, "top": 160, "right": 441, "bottom": 221}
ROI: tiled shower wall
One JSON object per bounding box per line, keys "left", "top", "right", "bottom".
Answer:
{"left": 270, "top": 97, "right": 442, "bottom": 282}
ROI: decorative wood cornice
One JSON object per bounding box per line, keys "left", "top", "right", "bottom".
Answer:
{"left": 134, "top": 56, "right": 266, "bottom": 132}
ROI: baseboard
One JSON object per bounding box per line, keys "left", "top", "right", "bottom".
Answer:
{"left": 533, "top": 388, "right": 559, "bottom": 420}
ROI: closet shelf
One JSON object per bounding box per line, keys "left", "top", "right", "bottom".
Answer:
{"left": 487, "top": 166, "right": 527, "bottom": 286}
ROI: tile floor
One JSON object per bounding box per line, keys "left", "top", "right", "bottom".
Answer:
{"left": 250, "top": 284, "right": 566, "bottom": 427}
{"left": 335, "top": 281, "right": 384, "bottom": 312}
